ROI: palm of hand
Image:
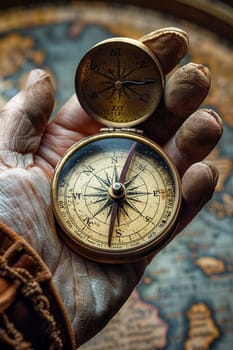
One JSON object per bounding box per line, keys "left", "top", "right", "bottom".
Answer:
{"left": 0, "top": 28, "right": 222, "bottom": 346}
{"left": 0, "top": 89, "right": 144, "bottom": 346}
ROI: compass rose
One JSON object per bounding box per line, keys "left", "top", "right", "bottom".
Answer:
{"left": 82, "top": 142, "right": 151, "bottom": 246}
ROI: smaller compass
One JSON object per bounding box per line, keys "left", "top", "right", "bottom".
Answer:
{"left": 75, "top": 37, "right": 163, "bottom": 127}
{"left": 52, "top": 37, "right": 182, "bottom": 263}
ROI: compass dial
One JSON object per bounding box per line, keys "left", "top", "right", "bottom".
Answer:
{"left": 52, "top": 133, "right": 181, "bottom": 263}
{"left": 75, "top": 37, "right": 164, "bottom": 127}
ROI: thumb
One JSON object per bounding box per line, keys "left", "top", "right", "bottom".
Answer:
{"left": 0, "top": 69, "right": 55, "bottom": 154}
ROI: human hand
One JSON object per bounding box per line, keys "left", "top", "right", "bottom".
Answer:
{"left": 0, "top": 28, "right": 222, "bottom": 347}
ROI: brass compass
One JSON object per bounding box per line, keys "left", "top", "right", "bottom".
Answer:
{"left": 52, "top": 37, "right": 182, "bottom": 263}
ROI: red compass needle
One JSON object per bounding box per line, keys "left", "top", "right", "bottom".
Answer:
{"left": 108, "top": 142, "right": 137, "bottom": 247}
{"left": 119, "top": 142, "right": 137, "bottom": 183}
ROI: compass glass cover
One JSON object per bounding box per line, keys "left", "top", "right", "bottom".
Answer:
{"left": 53, "top": 135, "right": 180, "bottom": 260}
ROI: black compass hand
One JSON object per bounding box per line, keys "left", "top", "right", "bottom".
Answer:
{"left": 108, "top": 142, "right": 137, "bottom": 247}
{"left": 121, "top": 79, "right": 156, "bottom": 87}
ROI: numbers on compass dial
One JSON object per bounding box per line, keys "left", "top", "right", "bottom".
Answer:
{"left": 53, "top": 136, "right": 180, "bottom": 252}
{"left": 75, "top": 38, "right": 164, "bottom": 127}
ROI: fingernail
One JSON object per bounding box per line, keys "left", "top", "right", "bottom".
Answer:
{"left": 203, "top": 108, "right": 223, "bottom": 129}
{"left": 196, "top": 64, "right": 210, "bottom": 77}
{"left": 25, "top": 69, "right": 47, "bottom": 88}
{"left": 183, "top": 162, "right": 220, "bottom": 209}
{"left": 140, "top": 28, "right": 189, "bottom": 74}
{"left": 187, "top": 63, "right": 211, "bottom": 89}
{"left": 203, "top": 161, "right": 219, "bottom": 194}
{"left": 192, "top": 162, "right": 219, "bottom": 210}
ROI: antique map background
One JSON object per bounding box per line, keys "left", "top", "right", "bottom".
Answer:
{"left": 0, "top": 2, "right": 232, "bottom": 349}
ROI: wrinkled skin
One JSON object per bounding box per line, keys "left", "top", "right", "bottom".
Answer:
{"left": 0, "top": 28, "right": 223, "bottom": 347}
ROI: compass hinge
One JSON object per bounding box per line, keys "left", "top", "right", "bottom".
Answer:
{"left": 100, "top": 127, "right": 144, "bottom": 134}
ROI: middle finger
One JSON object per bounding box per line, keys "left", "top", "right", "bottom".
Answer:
{"left": 164, "top": 108, "right": 223, "bottom": 176}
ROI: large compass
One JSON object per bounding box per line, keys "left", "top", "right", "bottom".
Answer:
{"left": 52, "top": 37, "right": 182, "bottom": 263}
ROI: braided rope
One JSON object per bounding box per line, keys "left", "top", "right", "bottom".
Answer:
{"left": 0, "top": 256, "right": 63, "bottom": 349}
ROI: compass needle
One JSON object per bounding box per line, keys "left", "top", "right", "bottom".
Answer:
{"left": 121, "top": 79, "right": 156, "bottom": 87}
{"left": 119, "top": 142, "right": 137, "bottom": 183}
{"left": 107, "top": 142, "right": 137, "bottom": 247}
{"left": 108, "top": 202, "right": 119, "bottom": 247}
{"left": 112, "top": 164, "right": 119, "bottom": 183}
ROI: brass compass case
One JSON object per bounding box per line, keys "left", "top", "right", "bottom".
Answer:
{"left": 52, "top": 37, "right": 182, "bottom": 263}
{"left": 75, "top": 38, "right": 164, "bottom": 127}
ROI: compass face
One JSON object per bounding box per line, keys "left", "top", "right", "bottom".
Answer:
{"left": 75, "top": 38, "right": 164, "bottom": 127}
{"left": 52, "top": 133, "right": 181, "bottom": 263}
